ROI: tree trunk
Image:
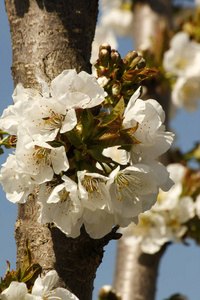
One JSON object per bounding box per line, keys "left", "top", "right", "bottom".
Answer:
{"left": 113, "top": 1, "right": 172, "bottom": 299}
{"left": 113, "top": 239, "right": 167, "bottom": 300}
{"left": 4, "top": 1, "right": 119, "bottom": 299}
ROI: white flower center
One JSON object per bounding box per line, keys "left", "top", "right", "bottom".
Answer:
{"left": 44, "top": 289, "right": 61, "bottom": 299}
{"left": 133, "top": 216, "right": 152, "bottom": 237}
{"left": 43, "top": 110, "right": 65, "bottom": 131}
{"left": 58, "top": 187, "right": 70, "bottom": 202}
{"left": 174, "top": 56, "right": 187, "bottom": 70}
{"left": 31, "top": 147, "right": 51, "bottom": 166}
{"left": 115, "top": 172, "right": 142, "bottom": 201}
{"left": 82, "top": 176, "right": 103, "bottom": 194}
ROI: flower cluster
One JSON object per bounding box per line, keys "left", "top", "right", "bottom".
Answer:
{"left": 0, "top": 270, "right": 78, "bottom": 300}
{"left": 120, "top": 163, "right": 200, "bottom": 254}
{"left": 163, "top": 31, "right": 200, "bottom": 112}
{"left": 0, "top": 67, "right": 174, "bottom": 239}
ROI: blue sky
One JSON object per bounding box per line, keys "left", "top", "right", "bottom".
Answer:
{"left": 0, "top": 2, "right": 200, "bottom": 299}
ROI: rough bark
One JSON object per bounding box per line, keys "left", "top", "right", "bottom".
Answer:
{"left": 113, "top": 1, "right": 173, "bottom": 299}
{"left": 4, "top": 1, "right": 120, "bottom": 299}
{"left": 114, "top": 239, "right": 168, "bottom": 300}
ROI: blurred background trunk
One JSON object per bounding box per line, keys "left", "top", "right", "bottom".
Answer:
{"left": 113, "top": 1, "right": 173, "bottom": 299}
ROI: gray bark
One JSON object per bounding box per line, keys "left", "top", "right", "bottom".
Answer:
{"left": 114, "top": 238, "right": 168, "bottom": 300}
{"left": 4, "top": 1, "right": 120, "bottom": 299}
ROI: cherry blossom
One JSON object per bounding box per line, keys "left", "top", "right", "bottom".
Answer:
{"left": 23, "top": 97, "right": 77, "bottom": 142}
{"left": 0, "top": 270, "right": 79, "bottom": 300}
{"left": 108, "top": 162, "right": 173, "bottom": 227}
{"left": 38, "top": 176, "right": 83, "bottom": 238}
{"left": 50, "top": 69, "right": 106, "bottom": 109}
{"left": 15, "top": 134, "right": 69, "bottom": 184}
{"left": 172, "top": 75, "right": 200, "bottom": 112}
{"left": 123, "top": 90, "right": 174, "bottom": 162}
{"left": 163, "top": 31, "right": 200, "bottom": 77}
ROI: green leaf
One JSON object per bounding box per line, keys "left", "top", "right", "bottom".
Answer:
{"left": 100, "top": 97, "right": 124, "bottom": 127}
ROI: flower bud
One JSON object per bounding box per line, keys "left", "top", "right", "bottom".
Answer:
{"left": 99, "top": 43, "right": 111, "bottom": 53}
{"left": 97, "top": 67, "right": 110, "bottom": 77}
{"left": 137, "top": 57, "right": 146, "bottom": 69}
{"left": 99, "top": 49, "right": 110, "bottom": 67}
{"left": 121, "top": 58, "right": 129, "bottom": 70}
{"left": 129, "top": 55, "right": 143, "bottom": 69}
{"left": 110, "top": 50, "right": 121, "bottom": 65}
{"left": 97, "top": 76, "right": 110, "bottom": 87}
{"left": 124, "top": 51, "right": 138, "bottom": 65}
{"left": 112, "top": 82, "right": 121, "bottom": 96}
{"left": 99, "top": 285, "right": 121, "bottom": 300}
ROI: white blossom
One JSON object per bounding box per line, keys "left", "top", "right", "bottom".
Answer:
{"left": 50, "top": 69, "right": 106, "bottom": 109}
{"left": 123, "top": 90, "right": 174, "bottom": 162}
{"left": 172, "top": 75, "right": 200, "bottom": 112}
{"left": 108, "top": 161, "right": 173, "bottom": 227}
{"left": 120, "top": 212, "right": 169, "bottom": 254}
{"left": 23, "top": 97, "right": 77, "bottom": 142}
{"left": 163, "top": 31, "right": 200, "bottom": 77}
{"left": 0, "top": 281, "right": 28, "bottom": 300}
{"left": 195, "top": 194, "right": 200, "bottom": 218}
{"left": 77, "top": 171, "right": 115, "bottom": 238}
{"left": 0, "top": 154, "right": 34, "bottom": 203}
{"left": 77, "top": 170, "right": 112, "bottom": 211}
{"left": 83, "top": 208, "right": 115, "bottom": 238}
{"left": 38, "top": 176, "right": 83, "bottom": 238}
{"left": 15, "top": 134, "right": 69, "bottom": 184}
{"left": 154, "top": 163, "right": 186, "bottom": 211}
{"left": 0, "top": 84, "right": 41, "bottom": 135}
{"left": 100, "top": 7, "right": 134, "bottom": 37}
{"left": 25, "top": 270, "right": 79, "bottom": 300}
{"left": 99, "top": 0, "right": 122, "bottom": 11}
{"left": 121, "top": 163, "right": 195, "bottom": 254}
{"left": 163, "top": 196, "right": 195, "bottom": 243}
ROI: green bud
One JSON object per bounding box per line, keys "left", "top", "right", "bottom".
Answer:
{"left": 124, "top": 51, "right": 138, "bottom": 64}
{"left": 97, "top": 67, "right": 110, "bottom": 77}
{"left": 99, "top": 43, "right": 111, "bottom": 53}
{"left": 137, "top": 57, "right": 146, "bottom": 69}
{"left": 99, "top": 49, "right": 110, "bottom": 67}
{"left": 121, "top": 58, "right": 129, "bottom": 70}
{"left": 129, "top": 55, "right": 143, "bottom": 69}
{"left": 110, "top": 50, "right": 121, "bottom": 65}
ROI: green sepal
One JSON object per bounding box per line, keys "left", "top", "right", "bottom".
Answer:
{"left": 20, "top": 263, "right": 42, "bottom": 285}
{"left": 100, "top": 97, "right": 124, "bottom": 127}
{"left": 17, "top": 239, "right": 42, "bottom": 285}
{"left": 74, "top": 149, "right": 101, "bottom": 173}
{"left": 87, "top": 146, "right": 113, "bottom": 164}
{"left": 64, "top": 129, "right": 82, "bottom": 149}
{"left": 0, "top": 240, "right": 42, "bottom": 292}
{"left": 81, "top": 109, "right": 95, "bottom": 140}
{"left": 48, "top": 140, "right": 66, "bottom": 148}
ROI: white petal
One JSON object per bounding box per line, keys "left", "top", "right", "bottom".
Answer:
{"left": 1, "top": 281, "right": 28, "bottom": 300}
